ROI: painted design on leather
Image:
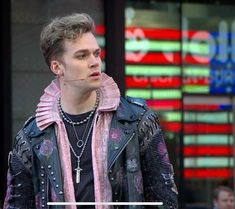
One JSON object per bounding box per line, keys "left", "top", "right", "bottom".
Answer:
{"left": 117, "top": 104, "right": 126, "bottom": 118}
{"left": 157, "top": 141, "right": 169, "bottom": 163}
{"left": 3, "top": 170, "right": 13, "bottom": 208}
{"left": 51, "top": 187, "right": 59, "bottom": 201}
{"left": 35, "top": 193, "right": 42, "bottom": 208}
{"left": 39, "top": 139, "right": 54, "bottom": 156}
{"left": 134, "top": 171, "right": 143, "bottom": 194}
{"left": 116, "top": 166, "right": 124, "bottom": 184}
{"left": 126, "top": 157, "right": 138, "bottom": 172}
{"left": 109, "top": 128, "right": 122, "bottom": 142}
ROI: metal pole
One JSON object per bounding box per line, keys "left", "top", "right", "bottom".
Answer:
{"left": 104, "top": 0, "right": 125, "bottom": 96}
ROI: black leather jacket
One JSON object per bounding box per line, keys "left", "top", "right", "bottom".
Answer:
{"left": 4, "top": 97, "right": 178, "bottom": 209}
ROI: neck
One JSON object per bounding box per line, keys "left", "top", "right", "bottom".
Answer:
{"left": 60, "top": 90, "right": 98, "bottom": 115}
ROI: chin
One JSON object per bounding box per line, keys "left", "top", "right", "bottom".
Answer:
{"left": 90, "top": 82, "right": 101, "bottom": 91}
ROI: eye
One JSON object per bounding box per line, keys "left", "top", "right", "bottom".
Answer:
{"left": 76, "top": 53, "right": 88, "bottom": 59}
{"left": 94, "top": 50, "right": 101, "bottom": 58}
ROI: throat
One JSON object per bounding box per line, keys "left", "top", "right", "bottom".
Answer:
{"left": 59, "top": 90, "right": 100, "bottom": 115}
{"left": 58, "top": 90, "right": 100, "bottom": 125}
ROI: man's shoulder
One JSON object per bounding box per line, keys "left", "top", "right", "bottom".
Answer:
{"left": 23, "top": 115, "right": 36, "bottom": 128}
{"left": 120, "top": 96, "right": 148, "bottom": 112}
{"left": 14, "top": 115, "right": 53, "bottom": 148}
{"left": 121, "top": 96, "right": 159, "bottom": 123}
{"left": 11, "top": 116, "right": 39, "bottom": 174}
{"left": 22, "top": 115, "right": 38, "bottom": 136}
{"left": 117, "top": 96, "right": 150, "bottom": 121}
{"left": 14, "top": 116, "right": 37, "bottom": 144}
{"left": 124, "top": 96, "right": 146, "bottom": 107}
{"left": 17, "top": 115, "right": 45, "bottom": 140}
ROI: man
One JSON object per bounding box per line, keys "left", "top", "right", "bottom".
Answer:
{"left": 4, "top": 13, "right": 178, "bottom": 209}
{"left": 213, "top": 186, "right": 234, "bottom": 209}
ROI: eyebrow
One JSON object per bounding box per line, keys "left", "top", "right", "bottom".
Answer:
{"left": 74, "top": 48, "right": 101, "bottom": 55}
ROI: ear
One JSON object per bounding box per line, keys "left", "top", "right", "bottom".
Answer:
{"left": 50, "top": 60, "right": 64, "bottom": 76}
{"left": 213, "top": 199, "right": 218, "bottom": 208}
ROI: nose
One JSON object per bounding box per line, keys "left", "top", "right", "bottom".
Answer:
{"left": 88, "top": 55, "right": 101, "bottom": 68}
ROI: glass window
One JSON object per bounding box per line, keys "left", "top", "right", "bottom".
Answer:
{"left": 125, "top": 1, "right": 235, "bottom": 209}
{"left": 125, "top": 0, "right": 181, "bottom": 195}
{"left": 182, "top": 3, "right": 234, "bottom": 209}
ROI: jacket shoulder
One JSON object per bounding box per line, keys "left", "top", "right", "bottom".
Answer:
{"left": 117, "top": 96, "right": 148, "bottom": 121}
{"left": 14, "top": 115, "right": 36, "bottom": 146}
{"left": 12, "top": 116, "right": 45, "bottom": 172}
{"left": 122, "top": 96, "right": 148, "bottom": 112}
{"left": 23, "top": 115, "right": 36, "bottom": 127}
{"left": 116, "top": 96, "right": 160, "bottom": 127}
{"left": 124, "top": 97, "right": 161, "bottom": 138}
{"left": 123, "top": 96, "right": 159, "bottom": 120}
{"left": 22, "top": 115, "right": 48, "bottom": 138}
{"left": 11, "top": 116, "right": 37, "bottom": 174}
{"left": 125, "top": 96, "right": 146, "bottom": 107}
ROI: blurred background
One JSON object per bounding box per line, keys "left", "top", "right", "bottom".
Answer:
{"left": 0, "top": 0, "right": 234, "bottom": 209}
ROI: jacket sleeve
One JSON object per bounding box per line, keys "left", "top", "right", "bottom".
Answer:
{"left": 3, "top": 129, "right": 35, "bottom": 209}
{"left": 138, "top": 110, "right": 178, "bottom": 209}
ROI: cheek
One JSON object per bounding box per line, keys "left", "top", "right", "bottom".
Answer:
{"left": 69, "top": 63, "right": 85, "bottom": 72}
{"left": 99, "top": 58, "right": 102, "bottom": 65}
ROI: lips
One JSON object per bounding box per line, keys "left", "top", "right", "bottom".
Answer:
{"left": 90, "top": 72, "right": 101, "bottom": 77}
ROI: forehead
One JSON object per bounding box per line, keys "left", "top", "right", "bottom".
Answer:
{"left": 63, "top": 32, "right": 99, "bottom": 52}
{"left": 218, "top": 191, "right": 234, "bottom": 200}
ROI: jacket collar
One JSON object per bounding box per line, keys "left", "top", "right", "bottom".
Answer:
{"left": 97, "top": 73, "right": 120, "bottom": 112}
{"left": 35, "top": 73, "right": 121, "bottom": 130}
{"left": 115, "top": 97, "right": 138, "bottom": 122}
{"left": 107, "top": 97, "right": 140, "bottom": 169}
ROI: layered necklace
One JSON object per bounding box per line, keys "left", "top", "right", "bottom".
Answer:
{"left": 59, "top": 91, "right": 100, "bottom": 126}
{"left": 58, "top": 91, "right": 100, "bottom": 183}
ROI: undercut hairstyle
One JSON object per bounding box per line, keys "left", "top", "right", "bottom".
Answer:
{"left": 40, "top": 13, "right": 95, "bottom": 67}
{"left": 213, "top": 186, "right": 234, "bottom": 200}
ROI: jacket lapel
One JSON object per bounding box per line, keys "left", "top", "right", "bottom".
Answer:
{"left": 108, "top": 98, "right": 138, "bottom": 169}
{"left": 31, "top": 126, "right": 64, "bottom": 201}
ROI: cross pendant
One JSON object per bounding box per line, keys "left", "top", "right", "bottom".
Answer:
{"left": 75, "top": 158, "right": 83, "bottom": 183}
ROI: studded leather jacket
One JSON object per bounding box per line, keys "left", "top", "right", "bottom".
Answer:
{"left": 4, "top": 97, "right": 178, "bottom": 209}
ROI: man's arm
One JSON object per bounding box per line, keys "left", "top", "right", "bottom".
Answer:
{"left": 138, "top": 110, "right": 178, "bottom": 209}
{"left": 3, "top": 130, "right": 35, "bottom": 209}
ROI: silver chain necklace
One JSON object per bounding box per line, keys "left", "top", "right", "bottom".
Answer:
{"left": 64, "top": 111, "right": 91, "bottom": 148}
{"left": 58, "top": 91, "right": 99, "bottom": 183}
{"left": 59, "top": 108, "right": 96, "bottom": 183}
{"left": 58, "top": 90, "right": 100, "bottom": 126}
{"left": 68, "top": 117, "right": 95, "bottom": 184}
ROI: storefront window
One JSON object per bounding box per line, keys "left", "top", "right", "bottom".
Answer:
{"left": 125, "top": 1, "right": 235, "bottom": 208}
{"left": 182, "top": 3, "right": 234, "bottom": 208}
{"left": 125, "top": 0, "right": 182, "bottom": 199}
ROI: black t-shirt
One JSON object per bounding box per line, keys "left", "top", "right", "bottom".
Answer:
{"left": 63, "top": 111, "right": 95, "bottom": 209}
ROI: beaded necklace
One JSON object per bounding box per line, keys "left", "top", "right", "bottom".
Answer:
{"left": 58, "top": 91, "right": 99, "bottom": 183}
{"left": 58, "top": 90, "right": 100, "bottom": 126}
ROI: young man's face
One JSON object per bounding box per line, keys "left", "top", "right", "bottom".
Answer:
{"left": 213, "top": 190, "right": 234, "bottom": 209}
{"left": 56, "top": 32, "right": 102, "bottom": 91}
